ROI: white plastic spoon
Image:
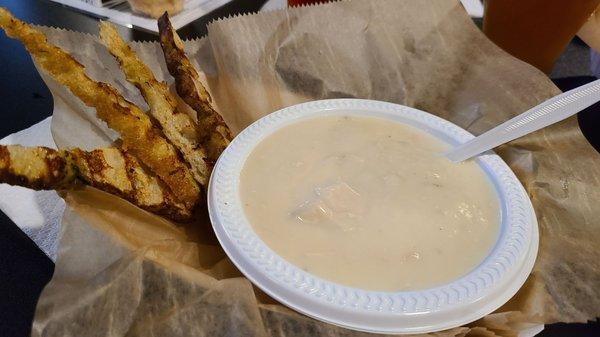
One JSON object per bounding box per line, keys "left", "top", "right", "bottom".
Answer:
{"left": 446, "top": 79, "right": 600, "bottom": 162}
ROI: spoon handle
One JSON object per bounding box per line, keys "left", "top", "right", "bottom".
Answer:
{"left": 446, "top": 79, "right": 600, "bottom": 162}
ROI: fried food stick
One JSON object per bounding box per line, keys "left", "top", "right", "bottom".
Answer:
{"left": 99, "top": 22, "right": 211, "bottom": 186}
{"left": 158, "top": 12, "right": 232, "bottom": 162}
{"left": 0, "top": 145, "right": 192, "bottom": 221}
{"left": 0, "top": 8, "right": 200, "bottom": 209}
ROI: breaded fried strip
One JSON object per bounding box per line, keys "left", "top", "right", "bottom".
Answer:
{"left": 0, "top": 145, "right": 192, "bottom": 221}
{"left": 158, "top": 12, "right": 232, "bottom": 161}
{"left": 0, "top": 8, "right": 200, "bottom": 209}
{"left": 99, "top": 21, "right": 210, "bottom": 186}
{"left": 0, "top": 145, "right": 76, "bottom": 189}
{"left": 71, "top": 148, "right": 192, "bottom": 220}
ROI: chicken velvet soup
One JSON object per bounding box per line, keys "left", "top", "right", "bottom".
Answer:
{"left": 240, "top": 115, "right": 500, "bottom": 291}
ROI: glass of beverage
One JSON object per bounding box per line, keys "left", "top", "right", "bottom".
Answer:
{"left": 483, "top": 0, "right": 600, "bottom": 74}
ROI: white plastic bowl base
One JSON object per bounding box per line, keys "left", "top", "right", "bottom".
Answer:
{"left": 208, "top": 99, "right": 539, "bottom": 334}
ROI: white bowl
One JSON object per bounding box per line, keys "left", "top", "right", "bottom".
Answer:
{"left": 208, "top": 99, "right": 538, "bottom": 334}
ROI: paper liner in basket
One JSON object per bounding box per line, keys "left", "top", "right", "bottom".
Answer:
{"left": 28, "top": 0, "right": 600, "bottom": 336}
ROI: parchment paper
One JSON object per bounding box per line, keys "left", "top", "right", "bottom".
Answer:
{"left": 29, "top": 1, "right": 600, "bottom": 336}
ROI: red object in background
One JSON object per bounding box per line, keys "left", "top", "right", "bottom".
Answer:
{"left": 288, "top": 0, "right": 325, "bottom": 6}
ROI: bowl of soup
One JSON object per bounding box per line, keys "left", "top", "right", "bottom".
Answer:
{"left": 208, "top": 99, "right": 538, "bottom": 334}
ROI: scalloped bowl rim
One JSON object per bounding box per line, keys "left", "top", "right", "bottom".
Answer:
{"left": 208, "top": 99, "right": 539, "bottom": 334}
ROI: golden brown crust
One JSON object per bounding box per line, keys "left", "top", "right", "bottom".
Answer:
{"left": 158, "top": 12, "right": 232, "bottom": 161}
{"left": 119, "top": 150, "right": 191, "bottom": 221}
{"left": 0, "top": 145, "right": 76, "bottom": 189}
{"left": 0, "top": 8, "right": 200, "bottom": 209}
{"left": 0, "top": 145, "right": 192, "bottom": 221}
{"left": 98, "top": 21, "right": 211, "bottom": 188}
{"left": 70, "top": 148, "right": 131, "bottom": 199}
{"left": 71, "top": 148, "right": 192, "bottom": 221}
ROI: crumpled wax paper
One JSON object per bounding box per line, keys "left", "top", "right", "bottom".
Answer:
{"left": 28, "top": 0, "right": 600, "bottom": 336}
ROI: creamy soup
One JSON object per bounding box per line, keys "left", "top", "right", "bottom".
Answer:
{"left": 240, "top": 115, "right": 500, "bottom": 291}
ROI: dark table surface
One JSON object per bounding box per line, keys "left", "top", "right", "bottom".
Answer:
{"left": 0, "top": 0, "right": 598, "bottom": 336}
